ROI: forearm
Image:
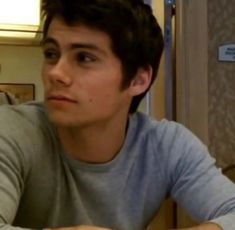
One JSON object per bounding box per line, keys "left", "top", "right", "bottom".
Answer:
{"left": 44, "top": 226, "right": 112, "bottom": 230}
{"left": 176, "top": 222, "right": 222, "bottom": 230}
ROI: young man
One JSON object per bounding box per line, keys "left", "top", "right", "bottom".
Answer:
{"left": 0, "top": 0, "right": 234, "bottom": 230}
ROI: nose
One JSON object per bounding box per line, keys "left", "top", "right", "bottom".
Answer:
{"left": 47, "top": 57, "right": 73, "bottom": 87}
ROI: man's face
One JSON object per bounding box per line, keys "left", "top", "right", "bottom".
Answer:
{"left": 41, "top": 17, "right": 133, "bottom": 128}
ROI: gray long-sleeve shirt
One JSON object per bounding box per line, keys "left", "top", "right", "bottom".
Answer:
{"left": 0, "top": 102, "right": 235, "bottom": 230}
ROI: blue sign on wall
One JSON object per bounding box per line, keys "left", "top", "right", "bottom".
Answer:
{"left": 218, "top": 44, "right": 235, "bottom": 62}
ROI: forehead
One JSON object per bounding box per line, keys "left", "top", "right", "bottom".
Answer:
{"left": 46, "top": 17, "right": 113, "bottom": 49}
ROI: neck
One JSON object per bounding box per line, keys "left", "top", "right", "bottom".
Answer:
{"left": 56, "top": 115, "right": 129, "bottom": 164}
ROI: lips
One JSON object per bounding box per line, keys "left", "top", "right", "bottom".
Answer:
{"left": 47, "top": 94, "right": 78, "bottom": 103}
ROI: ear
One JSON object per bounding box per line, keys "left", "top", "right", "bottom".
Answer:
{"left": 128, "top": 66, "right": 153, "bottom": 96}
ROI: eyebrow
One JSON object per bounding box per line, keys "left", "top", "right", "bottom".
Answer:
{"left": 41, "top": 37, "right": 107, "bottom": 56}
{"left": 41, "top": 37, "right": 59, "bottom": 47}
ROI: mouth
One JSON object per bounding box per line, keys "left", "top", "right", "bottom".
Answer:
{"left": 46, "top": 94, "right": 78, "bottom": 104}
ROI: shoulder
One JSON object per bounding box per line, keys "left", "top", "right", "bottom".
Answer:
{"left": 0, "top": 102, "right": 58, "bottom": 179}
{"left": 130, "top": 111, "right": 188, "bottom": 144}
{"left": 130, "top": 111, "right": 208, "bottom": 163}
{"left": 0, "top": 101, "right": 51, "bottom": 134}
{"left": 130, "top": 112, "right": 212, "bottom": 188}
{"left": 0, "top": 101, "right": 46, "bottom": 120}
{"left": 0, "top": 101, "right": 56, "bottom": 161}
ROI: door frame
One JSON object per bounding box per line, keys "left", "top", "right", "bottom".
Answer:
{"left": 175, "top": 0, "right": 208, "bottom": 227}
{"left": 176, "top": 0, "right": 209, "bottom": 145}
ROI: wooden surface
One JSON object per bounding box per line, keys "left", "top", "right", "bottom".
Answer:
{"left": 147, "top": 199, "right": 175, "bottom": 230}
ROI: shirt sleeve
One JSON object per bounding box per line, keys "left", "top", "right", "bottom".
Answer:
{"left": 0, "top": 126, "right": 24, "bottom": 224}
{"left": 164, "top": 123, "right": 235, "bottom": 229}
{"left": 0, "top": 106, "right": 33, "bottom": 230}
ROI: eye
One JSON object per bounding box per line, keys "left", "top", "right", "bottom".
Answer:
{"left": 76, "top": 52, "right": 96, "bottom": 64}
{"left": 43, "top": 48, "right": 60, "bottom": 64}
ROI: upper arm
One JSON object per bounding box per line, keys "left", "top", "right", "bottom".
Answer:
{"left": 0, "top": 132, "right": 26, "bottom": 224}
{"left": 0, "top": 107, "right": 31, "bottom": 224}
{"left": 164, "top": 124, "right": 235, "bottom": 222}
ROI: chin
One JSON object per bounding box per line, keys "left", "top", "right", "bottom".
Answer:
{"left": 46, "top": 109, "right": 72, "bottom": 127}
{"left": 48, "top": 114, "right": 65, "bottom": 126}
{"left": 47, "top": 111, "right": 91, "bottom": 129}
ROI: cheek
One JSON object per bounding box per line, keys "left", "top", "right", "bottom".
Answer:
{"left": 85, "top": 89, "right": 111, "bottom": 108}
{"left": 41, "top": 67, "right": 47, "bottom": 83}
{"left": 41, "top": 67, "right": 51, "bottom": 88}
{"left": 41, "top": 75, "right": 49, "bottom": 90}
{"left": 87, "top": 90, "right": 121, "bottom": 110}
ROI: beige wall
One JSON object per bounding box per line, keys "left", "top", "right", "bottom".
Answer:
{"left": 151, "top": 0, "right": 165, "bottom": 120}
{"left": 0, "top": 45, "right": 43, "bottom": 100}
